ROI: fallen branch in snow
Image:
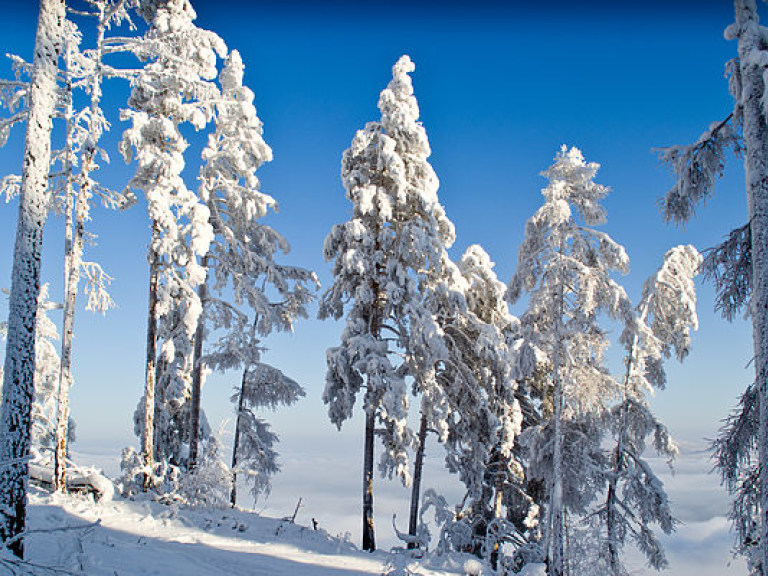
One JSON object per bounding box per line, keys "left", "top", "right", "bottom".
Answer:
{"left": 3, "top": 519, "right": 101, "bottom": 550}
{"left": 0, "top": 520, "right": 100, "bottom": 575}
{"left": 286, "top": 497, "right": 302, "bottom": 524}
{"left": 0, "top": 553, "right": 77, "bottom": 575}
{"left": 275, "top": 498, "right": 304, "bottom": 536}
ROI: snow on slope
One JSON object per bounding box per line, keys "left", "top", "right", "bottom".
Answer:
{"left": 23, "top": 485, "right": 470, "bottom": 576}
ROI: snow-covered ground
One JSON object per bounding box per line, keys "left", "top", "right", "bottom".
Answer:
{"left": 23, "top": 484, "right": 474, "bottom": 576}
{"left": 33, "top": 434, "right": 740, "bottom": 576}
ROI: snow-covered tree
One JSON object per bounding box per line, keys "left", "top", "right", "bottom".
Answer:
{"left": 508, "top": 146, "right": 633, "bottom": 576}
{"left": 657, "top": 2, "right": 768, "bottom": 572}
{"left": 0, "top": 0, "right": 65, "bottom": 557}
{"left": 319, "top": 55, "right": 455, "bottom": 551}
{"left": 0, "top": 3, "right": 136, "bottom": 493}
{"left": 0, "top": 285, "right": 75, "bottom": 458}
{"left": 406, "top": 245, "right": 544, "bottom": 570}
{"left": 192, "top": 49, "right": 315, "bottom": 503}
{"left": 52, "top": 0, "right": 137, "bottom": 493}
{"left": 119, "top": 0, "right": 223, "bottom": 485}
{"left": 407, "top": 245, "right": 535, "bottom": 557}
{"left": 592, "top": 245, "right": 700, "bottom": 575}
{"left": 29, "top": 285, "right": 64, "bottom": 455}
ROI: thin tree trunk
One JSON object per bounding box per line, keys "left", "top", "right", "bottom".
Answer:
{"left": 606, "top": 333, "right": 639, "bottom": 574}
{"left": 55, "top": 0, "right": 108, "bottom": 494}
{"left": 141, "top": 244, "right": 160, "bottom": 491}
{"left": 362, "top": 406, "right": 376, "bottom": 552}
{"left": 549, "top": 263, "right": 565, "bottom": 576}
{"left": 230, "top": 366, "right": 248, "bottom": 507}
{"left": 54, "top": 42, "right": 76, "bottom": 493}
{"left": 188, "top": 256, "right": 209, "bottom": 469}
{"left": 407, "top": 409, "right": 428, "bottom": 548}
{"left": 493, "top": 459, "right": 504, "bottom": 519}
{"left": 734, "top": 3, "right": 768, "bottom": 571}
{"left": 0, "top": 0, "right": 65, "bottom": 558}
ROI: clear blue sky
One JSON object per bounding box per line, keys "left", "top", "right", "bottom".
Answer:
{"left": 0, "top": 2, "right": 757, "bottom": 572}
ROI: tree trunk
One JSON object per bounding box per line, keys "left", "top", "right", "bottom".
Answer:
{"left": 0, "top": 0, "right": 64, "bottom": 558}
{"left": 605, "top": 481, "right": 619, "bottom": 574}
{"left": 407, "top": 409, "right": 428, "bottom": 548}
{"left": 230, "top": 367, "right": 248, "bottom": 508}
{"left": 606, "top": 336, "right": 637, "bottom": 574}
{"left": 54, "top": 45, "right": 75, "bottom": 494}
{"left": 362, "top": 406, "right": 376, "bottom": 552}
{"left": 493, "top": 460, "right": 504, "bottom": 519}
{"left": 188, "top": 256, "right": 209, "bottom": 469}
{"left": 735, "top": 3, "right": 768, "bottom": 571}
{"left": 141, "top": 244, "right": 160, "bottom": 491}
{"left": 549, "top": 268, "right": 565, "bottom": 576}
{"left": 55, "top": 0, "right": 108, "bottom": 494}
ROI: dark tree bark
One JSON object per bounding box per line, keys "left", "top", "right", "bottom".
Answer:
{"left": 0, "top": 0, "right": 65, "bottom": 558}
{"left": 362, "top": 407, "right": 376, "bottom": 552}
{"left": 230, "top": 367, "right": 248, "bottom": 508}
{"left": 407, "top": 410, "right": 428, "bottom": 548}
{"left": 141, "top": 248, "right": 160, "bottom": 491}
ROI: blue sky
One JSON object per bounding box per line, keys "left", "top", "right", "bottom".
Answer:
{"left": 0, "top": 1, "right": 758, "bottom": 572}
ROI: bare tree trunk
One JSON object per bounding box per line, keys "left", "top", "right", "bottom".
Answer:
{"left": 141, "top": 244, "right": 160, "bottom": 491}
{"left": 54, "top": 43, "right": 76, "bottom": 493}
{"left": 188, "top": 256, "right": 209, "bottom": 469}
{"left": 362, "top": 406, "right": 376, "bottom": 552}
{"left": 407, "top": 409, "right": 428, "bottom": 548}
{"left": 229, "top": 367, "right": 248, "bottom": 508}
{"left": 0, "top": 0, "right": 65, "bottom": 558}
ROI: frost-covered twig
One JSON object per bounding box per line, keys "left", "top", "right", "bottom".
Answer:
{"left": 657, "top": 114, "right": 741, "bottom": 225}
{"left": 701, "top": 221, "right": 752, "bottom": 320}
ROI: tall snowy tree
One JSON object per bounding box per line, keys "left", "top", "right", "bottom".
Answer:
{"left": 319, "top": 55, "right": 455, "bottom": 551}
{"left": 508, "top": 146, "right": 633, "bottom": 576}
{"left": 592, "top": 245, "right": 700, "bottom": 575}
{"left": 0, "top": 3, "right": 135, "bottom": 492}
{"left": 0, "top": 0, "right": 65, "bottom": 557}
{"left": 657, "top": 2, "right": 768, "bottom": 572}
{"left": 52, "top": 0, "right": 136, "bottom": 493}
{"left": 192, "top": 49, "right": 315, "bottom": 502}
{"left": 119, "top": 0, "right": 223, "bottom": 484}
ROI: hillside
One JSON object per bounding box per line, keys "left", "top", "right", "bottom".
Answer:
{"left": 13, "top": 481, "right": 483, "bottom": 576}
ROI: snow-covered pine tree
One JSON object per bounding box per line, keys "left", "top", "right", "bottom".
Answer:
{"left": 593, "top": 245, "right": 700, "bottom": 575}
{"left": 192, "top": 49, "right": 315, "bottom": 503}
{"left": 508, "top": 146, "right": 633, "bottom": 576}
{"left": 657, "top": 2, "right": 768, "bottom": 572}
{"left": 0, "top": 0, "right": 65, "bottom": 557}
{"left": 408, "top": 244, "right": 533, "bottom": 558}
{"left": 119, "top": 0, "right": 223, "bottom": 485}
{"left": 452, "top": 246, "right": 528, "bottom": 525}
{"left": 319, "top": 55, "right": 455, "bottom": 551}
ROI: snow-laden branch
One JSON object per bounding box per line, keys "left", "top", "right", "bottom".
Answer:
{"left": 701, "top": 221, "right": 752, "bottom": 320}
{"left": 657, "top": 114, "right": 740, "bottom": 225}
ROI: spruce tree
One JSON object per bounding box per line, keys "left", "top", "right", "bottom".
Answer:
{"left": 508, "top": 146, "right": 633, "bottom": 576}
{"left": 319, "top": 55, "right": 454, "bottom": 551}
